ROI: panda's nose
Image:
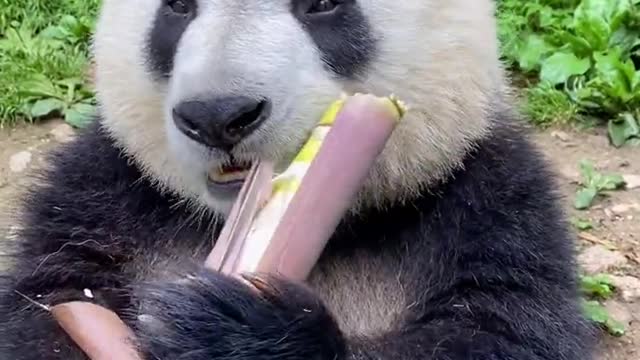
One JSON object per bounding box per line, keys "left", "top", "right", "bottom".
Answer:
{"left": 172, "top": 96, "right": 271, "bottom": 149}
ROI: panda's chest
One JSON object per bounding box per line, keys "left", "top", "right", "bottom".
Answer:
{"left": 135, "top": 228, "right": 409, "bottom": 338}
{"left": 307, "top": 249, "right": 409, "bottom": 337}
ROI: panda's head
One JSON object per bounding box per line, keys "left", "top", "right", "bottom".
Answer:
{"left": 93, "top": 0, "right": 506, "bottom": 215}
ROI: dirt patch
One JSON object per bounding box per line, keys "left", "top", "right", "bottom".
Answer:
{"left": 0, "top": 121, "right": 638, "bottom": 358}
{"left": 0, "top": 119, "right": 68, "bottom": 250}
{"left": 531, "top": 127, "right": 640, "bottom": 360}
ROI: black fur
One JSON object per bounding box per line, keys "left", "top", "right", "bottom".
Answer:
{"left": 292, "top": 0, "right": 376, "bottom": 79}
{"left": 145, "top": 0, "right": 375, "bottom": 81}
{"left": 0, "top": 109, "right": 595, "bottom": 359}
{"left": 146, "top": 0, "right": 198, "bottom": 78}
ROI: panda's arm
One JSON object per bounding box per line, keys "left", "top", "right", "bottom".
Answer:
{"left": 133, "top": 129, "right": 595, "bottom": 360}
{"left": 0, "top": 124, "right": 209, "bottom": 359}
{"left": 341, "top": 133, "right": 595, "bottom": 359}
{"left": 344, "top": 133, "right": 596, "bottom": 360}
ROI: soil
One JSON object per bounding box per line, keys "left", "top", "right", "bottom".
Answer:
{"left": 0, "top": 119, "right": 638, "bottom": 359}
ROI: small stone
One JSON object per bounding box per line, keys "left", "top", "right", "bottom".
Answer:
{"left": 83, "top": 288, "right": 94, "bottom": 299}
{"left": 9, "top": 151, "right": 32, "bottom": 173}
{"left": 604, "top": 300, "right": 634, "bottom": 325}
{"left": 50, "top": 123, "right": 75, "bottom": 143}
{"left": 623, "top": 174, "right": 640, "bottom": 190}
{"left": 578, "top": 245, "right": 628, "bottom": 274}
{"left": 604, "top": 208, "right": 615, "bottom": 219}
{"left": 609, "top": 276, "right": 640, "bottom": 302}
{"left": 551, "top": 131, "right": 571, "bottom": 142}
{"left": 610, "top": 203, "right": 640, "bottom": 215}
{"left": 138, "top": 314, "right": 154, "bottom": 323}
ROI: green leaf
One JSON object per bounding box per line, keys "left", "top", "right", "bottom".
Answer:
{"left": 583, "top": 300, "right": 610, "bottom": 323}
{"left": 593, "top": 50, "right": 636, "bottom": 100}
{"left": 551, "top": 31, "right": 593, "bottom": 58}
{"left": 517, "top": 34, "right": 554, "bottom": 71}
{"left": 607, "top": 319, "right": 627, "bottom": 337}
{"left": 39, "top": 25, "right": 70, "bottom": 41}
{"left": 574, "top": 0, "right": 632, "bottom": 28}
{"left": 608, "top": 113, "right": 640, "bottom": 147}
{"left": 581, "top": 274, "right": 615, "bottom": 299}
{"left": 575, "top": 187, "right": 598, "bottom": 210}
{"left": 29, "top": 98, "right": 65, "bottom": 118}
{"left": 609, "top": 26, "right": 639, "bottom": 50}
{"left": 582, "top": 300, "right": 626, "bottom": 337}
{"left": 571, "top": 217, "right": 594, "bottom": 230}
{"left": 65, "top": 103, "right": 96, "bottom": 128}
{"left": 633, "top": 71, "right": 640, "bottom": 92}
{"left": 598, "top": 174, "right": 627, "bottom": 190}
{"left": 574, "top": 17, "right": 610, "bottom": 51}
{"left": 17, "top": 75, "right": 63, "bottom": 100}
{"left": 608, "top": 0, "right": 634, "bottom": 31}
{"left": 580, "top": 159, "right": 625, "bottom": 191}
{"left": 540, "top": 52, "right": 591, "bottom": 85}
{"left": 572, "top": 0, "right": 634, "bottom": 52}
{"left": 579, "top": 159, "right": 596, "bottom": 185}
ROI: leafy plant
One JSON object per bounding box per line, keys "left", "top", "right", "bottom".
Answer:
{"left": 40, "top": 14, "right": 94, "bottom": 48}
{"left": 581, "top": 274, "right": 616, "bottom": 299}
{"left": 582, "top": 299, "right": 626, "bottom": 337}
{"left": 571, "top": 217, "right": 594, "bottom": 230}
{"left": 580, "top": 274, "right": 626, "bottom": 336}
{"left": 18, "top": 75, "right": 96, "bottom": 128}
{"left": 574, "top": 159, "right": 626, "bottom": 209}
{"left": 0, "top": 2, "right": 98, "bottom": 126}
{"left": 497, "top": 0, "right": 640, "bottom": 146}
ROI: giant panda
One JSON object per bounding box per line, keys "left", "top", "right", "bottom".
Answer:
{"left": 0, "top": 0, "right": 596, "bottom": 359}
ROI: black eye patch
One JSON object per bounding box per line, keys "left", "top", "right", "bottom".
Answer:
{"left": 292, "top": 0, "right": 377, "bottom": 79}
{"left": 145, "top": 0, "right": 198, "bottom": 78}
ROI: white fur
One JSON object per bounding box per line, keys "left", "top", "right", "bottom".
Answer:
{"left": 93, "top": 0, "right": 507, "bottom": 215}
{"left": 308, "top": 249, "right": 408, "bottom": 336}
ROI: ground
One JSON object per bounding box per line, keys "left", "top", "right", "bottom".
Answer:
{"left": 0, "top": 119, "right": 638, "bottom": 359}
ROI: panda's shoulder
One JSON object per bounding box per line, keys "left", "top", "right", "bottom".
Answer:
{"left": 467, "top": 108, "right": 557, "bottom": 194}
{"left": 330, "top": 107, "right": 565, "bottom": 253}
{"left": 17, "top": 118, "right": 181, "bottom": 239}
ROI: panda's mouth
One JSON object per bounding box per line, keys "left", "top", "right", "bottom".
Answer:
{"left": 207, "top": 158, "right": 253, "bottom": 192}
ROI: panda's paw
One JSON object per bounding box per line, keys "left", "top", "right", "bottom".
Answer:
{"left": 133, "top": 268, "right": 346, "bottom": 360}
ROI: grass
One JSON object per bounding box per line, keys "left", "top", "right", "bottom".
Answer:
{"left": 0, "top": 0, "right": 100, "bottom": 127}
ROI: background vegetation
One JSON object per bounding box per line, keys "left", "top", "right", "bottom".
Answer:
{"left": 497, "top": 0, "right": 640, "bottom": 147}
{"left": 0, "top": 0, "right": 99, "bottom": 127}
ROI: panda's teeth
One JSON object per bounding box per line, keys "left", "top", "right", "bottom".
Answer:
{"left": 208, "top": 168, "right": 250, "bottom": 184}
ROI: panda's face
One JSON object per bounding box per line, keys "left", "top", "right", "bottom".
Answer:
{"left": 93, "top": 0, "right": 502, "bottom": 214}
{"left": 154, "top": 0, "right": 373, "bottom": 206}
